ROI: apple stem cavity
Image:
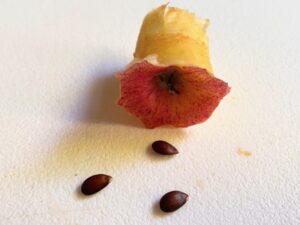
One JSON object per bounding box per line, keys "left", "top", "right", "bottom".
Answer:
{"left": 157, "top": 70, "right": 180, "bottom": 95}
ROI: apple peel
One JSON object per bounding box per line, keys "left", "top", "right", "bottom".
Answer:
{"left": 117, "top": 4, "right": 231, "bottom": 128}
{"left": 118, "top": 61, "right": 230, "bottom": 128}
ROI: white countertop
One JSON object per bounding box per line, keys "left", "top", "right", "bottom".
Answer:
{"left": 0, "top": 0, "right": 299, "bottom": 224}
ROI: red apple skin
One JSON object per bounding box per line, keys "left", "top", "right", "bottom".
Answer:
{"left": 117, "top": 61, "right": 230, "bottom": 128}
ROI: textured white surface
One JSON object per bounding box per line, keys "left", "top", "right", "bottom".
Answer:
{"left": 0, "top": 0, "right": 300, "bottom": 224}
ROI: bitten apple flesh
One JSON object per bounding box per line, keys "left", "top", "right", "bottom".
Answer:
{"left": 117, "top": 5, "right": 230, "bottom": 128}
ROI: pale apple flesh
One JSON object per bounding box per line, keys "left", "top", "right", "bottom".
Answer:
{"left": 134, "top": 4, "right": 212, "bottom": 73}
